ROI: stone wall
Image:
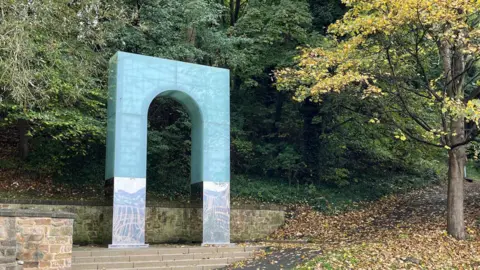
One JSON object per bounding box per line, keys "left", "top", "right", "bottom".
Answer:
{"left": 0, "top": 209, "right": 75, "bottom": 270}
{"left": 0, "top": 201, "right": 285, "bottom": 245}
{"left": 0, "top": 216, "right": 16, "bottom": 270}
{"left": 145, "top": 206, "right": 285, "bottom": 243}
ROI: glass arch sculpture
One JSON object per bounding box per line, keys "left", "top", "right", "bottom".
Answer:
{"left": 105, "top": 52, "right": 230, "bottom": 248}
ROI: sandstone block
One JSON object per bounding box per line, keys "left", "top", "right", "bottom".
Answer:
{"left": 35, "top": 219, "right": 51, "bottom": 226}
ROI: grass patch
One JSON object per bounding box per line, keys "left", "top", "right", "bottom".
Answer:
{"left": 231, "top": 173, "right": 437, "bottom": 213}
{"left": 466, "top": 160, "right": 480, "bottom": 181}
{"left": 297, "top": 251, "right": 359, "bottom": 270}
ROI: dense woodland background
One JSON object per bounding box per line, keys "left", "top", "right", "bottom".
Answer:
{"left": 0, "top": 0, "right": 458, "bottom": 208}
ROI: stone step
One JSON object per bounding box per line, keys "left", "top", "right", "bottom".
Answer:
{"left": 73, "top": 251, "right": 253, "bottom": 263}
{"left": 92, "top": 266, "right": 226, "bottom": 270}
{"left": 73, "top": 266, "right": 225, "bottom": 270}
{"left": 73, "top": 246, "right": 258, "bottom": 257}
{"left": 72, "top": 257, "right": 245, "bottom": 270}
{"left": 71, "top": 246, "right": 263, "bottom": 270}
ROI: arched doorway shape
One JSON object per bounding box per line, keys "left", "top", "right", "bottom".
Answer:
{"left": 105, "top": 52, "right": 230, "bottom": 248}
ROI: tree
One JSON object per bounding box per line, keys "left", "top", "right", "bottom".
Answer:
{"left": 0, "top": 0, "right": 114, "bottom": 161}
{"left": 228, "top": 0, "right": 314, "bottom": 176}
{"left": 109, "top": 0, "right": 247, "bottom": 67}
{"left": 276, "top": 0, "right": 480, "bottom": 239}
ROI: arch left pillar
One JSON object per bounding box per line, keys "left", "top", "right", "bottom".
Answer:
{"left": 105, "top": 52, "right": 230, "bottom": 248}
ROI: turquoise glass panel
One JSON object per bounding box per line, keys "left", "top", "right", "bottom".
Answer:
{"left": 105, "top": 51, "right": 231, "bottom": 246}
{"left": 106, "top": 52, "right": 230, "bottom": 183}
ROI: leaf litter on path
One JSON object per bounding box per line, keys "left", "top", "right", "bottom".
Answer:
{"left": 268, "top": 182, "right": 480, "bottom": 269}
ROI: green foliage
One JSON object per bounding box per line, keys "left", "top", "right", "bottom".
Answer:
{"left": 232, "top": 0, "right": 313, "bottom": 74}
{"left": 0, "top": 1, "right": 102, "bottom": 108}
{"left": 0, "top": 0, "right": 110, "bottom": 171}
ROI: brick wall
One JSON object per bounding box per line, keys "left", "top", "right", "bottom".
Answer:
{"left": 0, "top": 201, "right": 285, "bottom": 245}
{"left": 0, "top": 210, "right": 75, "bottom": 270}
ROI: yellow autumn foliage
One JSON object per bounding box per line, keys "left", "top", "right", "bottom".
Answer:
{"left": 276, "top": 0, "right": 480, "bottom": 150}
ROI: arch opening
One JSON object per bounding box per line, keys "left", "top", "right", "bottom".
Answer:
{"left": 146, "top": 90, "right": 204, "bottom": 189}
{"left": 147, "top": 96, "right": 191, "bottom": 197}
{"left": 146, "top": 94, "right": 203, "bottom": 243}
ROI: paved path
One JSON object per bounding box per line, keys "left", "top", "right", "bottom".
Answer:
{"left": 228, "top": 247, "right": 319, "bottom": 270}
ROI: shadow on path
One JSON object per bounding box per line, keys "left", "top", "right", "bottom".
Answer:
{"left": 227, "top": 247, "right": 319, "bottom": 270}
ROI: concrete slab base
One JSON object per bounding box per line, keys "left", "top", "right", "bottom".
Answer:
{"left": 108, "top": 244, "right": 149, "bottom": 249}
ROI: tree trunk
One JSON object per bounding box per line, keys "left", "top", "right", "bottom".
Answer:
{"left": 233, "top": 0, "right": 241, "bottom": 25}
{"left": 221, "top": 0, "right": 227, "bottom": 25}
{"left": 299, "top": 99, "right": 320, "bottom": 182}
{"left": 439, "top": 39, "right": 467, "bottom": 240}
{"left": 186, "top": 27, "right": 196, "bottom": 46}
{"left": 17, "top": 119, "right": 29, "bottom": 159}
{"left": 447, "top": 146, "right": 465, "bottom": 240}
{"left": 447, "top": 97, "right": 466, "bottom": 240}
{"left": 186, "top": 27, "right": 196, "bottom": 62}
{"left": 446, "top": 83, "right": 466, "bottom": 240}
{"left": 272, "top": 91, "right": 285, "bottom": 136}
{"left": 229, "top": 0, "right": 234, "bottom": 26}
